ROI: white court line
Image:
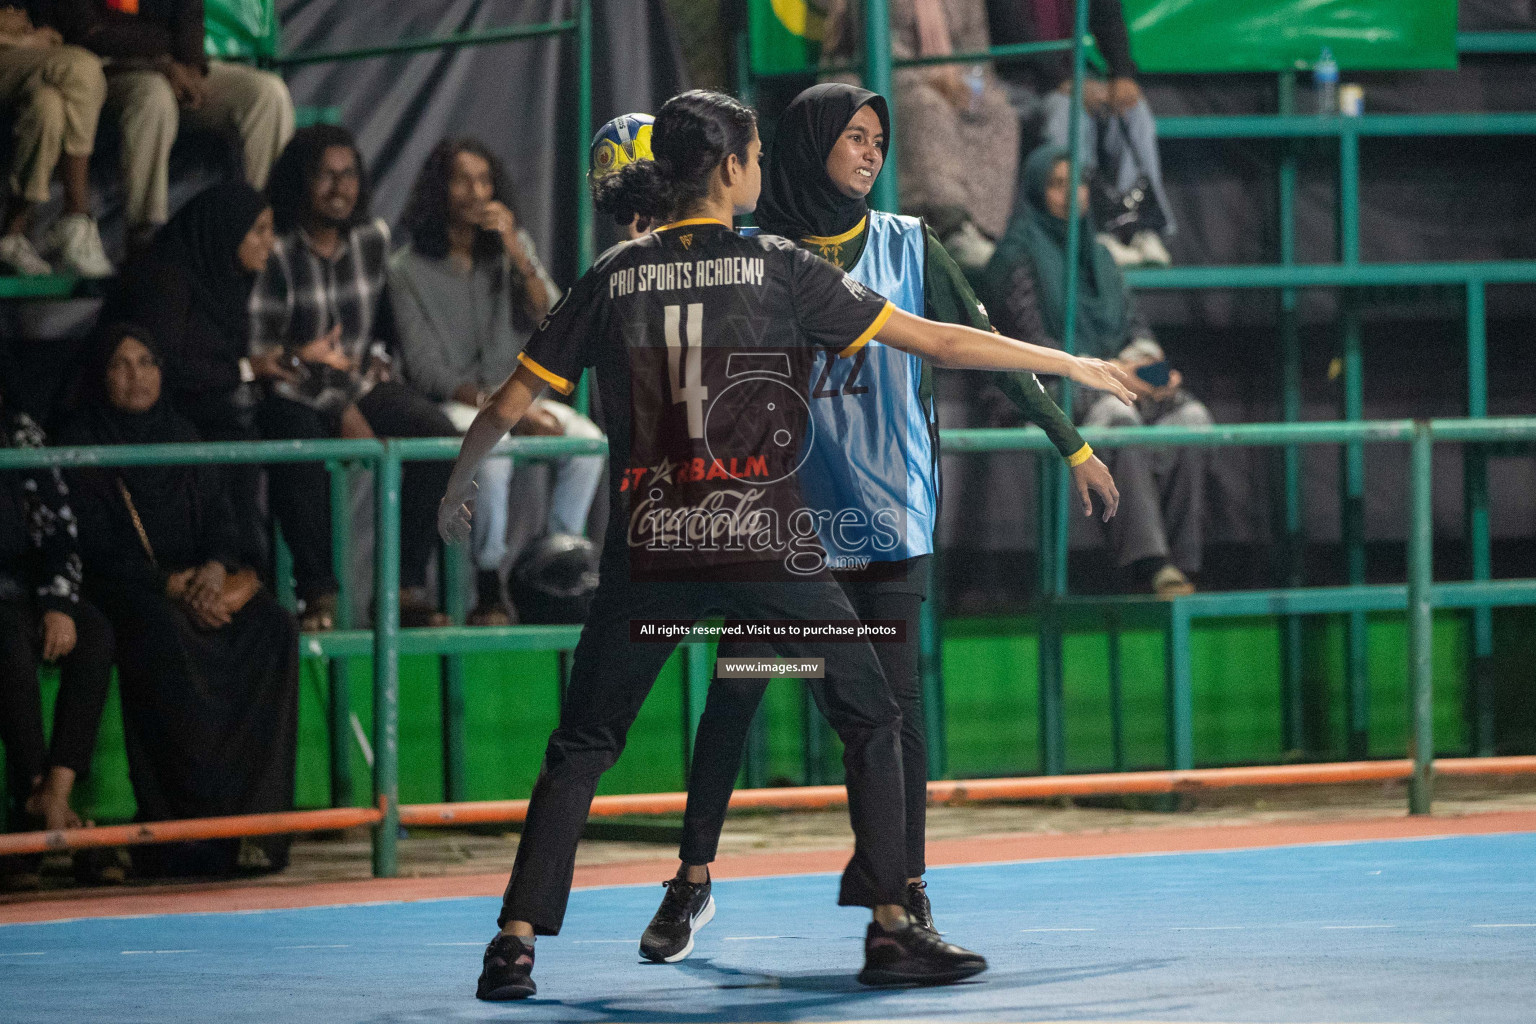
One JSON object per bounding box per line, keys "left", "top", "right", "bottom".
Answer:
{"left": 1020, "top": 927, "right": 1097, "bottom": 932}
{"left": 723, "top": 935, "right": 794, "bottom": 941}
{"left": 0, "top": 952, "right": 45, "bottom": 957}
{"left": 276, "top": 944, "right": 349, "bottom": 949}
{"left": 425, "top": 942, "right": 485, "bottom": 946}
{"left": 1173, "top": 926, "right": 1247, "bottom": 931}
{"left": 1471, "top": 923, "right": 1536, "bottom": 928}
{"left": 1320, "top": 925, "right": 1395, "bottom": 930}
{"left": 121, "top": 949, "right": 196, "bottom": 955}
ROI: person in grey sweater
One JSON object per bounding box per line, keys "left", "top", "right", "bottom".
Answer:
{"left": 392, "top": 138, "right": 603, "bottom": 623}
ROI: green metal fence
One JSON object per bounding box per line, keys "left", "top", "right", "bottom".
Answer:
{"left": 6, "top": 417, "right": 1536, "bottom": 870}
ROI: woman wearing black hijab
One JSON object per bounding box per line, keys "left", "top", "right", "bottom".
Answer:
{"left": 639, "top": 83, "right": 1120, "bottom": 958}
{"left": 107, "top": 180, "right": 283, "bottom": 566}
{"left": 56, "top": 325, "right": 299, "bottom": 878}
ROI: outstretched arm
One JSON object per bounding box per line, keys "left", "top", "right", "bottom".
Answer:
{"left": 873, "top": 307, "right": 1137, "bottom": 406}
{"left": 437, "top": 364, "right": 544, "bottom": 543}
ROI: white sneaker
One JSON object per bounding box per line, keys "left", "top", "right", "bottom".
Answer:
{"left": 47, "top": 213, "right": 114, "bottom": 278}
{"left": 1097, "top": 232, "right": 1144, "bottom": 267}
{"left": 0, "top": 232, "right": 53, "bottom": 276}
{"left": 1130, "top": 229, "right": 1172, "bottom": 267}
{"left": 941, "top": 220, "right": 996, "bottom": 270}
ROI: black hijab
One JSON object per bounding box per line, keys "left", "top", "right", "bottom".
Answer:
{"left": 756, "top": 83, "right": 890, "bottom": 241}
{"left": 69, "top": 324, "right": 199, "bottom": 494}
{"left": 154, "top": 181, "right": 269, "bottom": 345}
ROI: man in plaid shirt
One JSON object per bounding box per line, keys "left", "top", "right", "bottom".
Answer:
{"left": 251, "top": 124, "right": 455, "bottom": 630}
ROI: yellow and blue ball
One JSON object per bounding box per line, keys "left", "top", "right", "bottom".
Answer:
{"left": 589, "top": 113, "right": 655, "bottom": 180}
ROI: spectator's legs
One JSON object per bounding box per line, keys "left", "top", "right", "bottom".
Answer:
{"left": 185, "top": 61, "right": 295, "bottom": 190}
{"left": 1039, "top": 89, "right": 1100, "bottom": 173}
{"left": 540, "top": 402, "right": 604, "bottom": 536}
{"left": 105, "top": 69, "right": 178, "bottom": 236}
{"left": 29, "top": 599, "right": 114, "bottom": 829}
{"left": 256, "top": 394, "right": 339, "bottom": 602}
{"left": 2, "top": 57, "right": 67, "bottom": 210}
{"left": 1149, "top": 396, "right": 1212, "bottom": 575}
{"left": 1098, "top": 98, "right": 1176, "bottom": 235}
{"left": 0, "top": 600, "right": 47, "bottom": 819}
{"left": 470, "top": 456, "right": 514, "bottom": 573}
{"left": 355, "top": 381, "right": 456, "bottom": 590}
{"left": 1082, "top": 394, "right": 1169, "bottom": 568}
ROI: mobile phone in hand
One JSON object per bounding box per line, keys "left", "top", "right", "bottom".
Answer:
{"left": 1135, "top": 361, "right": 1170, "bottom": 388}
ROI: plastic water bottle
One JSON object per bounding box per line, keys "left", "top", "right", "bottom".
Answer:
{"left": 1314, "top": 48, "right": 1338, "bottom": 116}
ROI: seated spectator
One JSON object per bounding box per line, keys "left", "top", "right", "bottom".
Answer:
{"left": 391, "top": 138, "right": 603, "bottom": 624}
{"left": 0, "top": 399, "right": 113, "bottom": 840}
{"left": 0, "top": 6, "right": 111, "bottom": 276}
{"left": 57, "top": 324, "right": 298, "bottom": 878}
{"left": 252, "top": 125, "right": 454, "bottom": 630}
{"left": 106, "top": 179, "right": 278, "bottom": 567}
{"left": 982, "top": 145, "right": 1211, "bottom": 595}
{"left": 987, "top": 0, "right": 1174, "bottom": 266}
{"left": 39, "top": 0, "right": 293, "bottom": 246}
{"left": 821, "top": 0, "right": 1018, "bottom": 270}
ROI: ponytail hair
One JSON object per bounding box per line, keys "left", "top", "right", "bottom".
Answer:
{"left": 592, "top": 90, "right": 757, "bottom": 225}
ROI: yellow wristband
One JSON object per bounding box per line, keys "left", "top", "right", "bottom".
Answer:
{"left": 1066, "top": 443, "right": 1094, "bottom": 468}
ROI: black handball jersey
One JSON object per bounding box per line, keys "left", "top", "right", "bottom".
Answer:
{"left": 518, "top": 218, "right": 894, "bottom": 581}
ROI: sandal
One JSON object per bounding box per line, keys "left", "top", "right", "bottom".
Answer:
{"left": 299, "top": 591, "right": 338, "bottom": 632}
{"left": 398, "top": 587, "right": 449, "bottom": 628}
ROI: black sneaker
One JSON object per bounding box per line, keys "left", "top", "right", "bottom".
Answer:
{"left": 476, "top": 933, "right": 536, "bottom": 1000}
{"left": 858, "top": 920, "right": 987, "bottom": 987}
{"left": 639, "top": 875, "right": 716, "bottom": 962}
{"left": 905, "top": 879, "right": 938, "bottom": 934}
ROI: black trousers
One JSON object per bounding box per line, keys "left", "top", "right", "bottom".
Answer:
{"left": 681, "top": 557, "right": 929, "bottom": 877}
{"left": 257, "top": 381, "right": 455, "bottom": 597}
{"left": 499, "top": 573, "right": 907, "bottom": 934}
{"left": 0, "top": 598, "right": 114, "bottom": 809}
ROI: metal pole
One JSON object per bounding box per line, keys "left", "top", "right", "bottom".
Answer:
{"left": 920, "top": 555, "right": 947, "bottom": 779}
{"left": 1277, "top": 71, "right": 1307, "bottom": 757}
{"left": 1407, "top": 421, "right": 1434, "bottom": 814}
{"left": 1339, "top": 125, "right": 1368, "bottom": 756}
{"left": 440, "top": 540, "right": 468, "bottom": 802}
{"left": 371, "top": 444, "right": 402, "bottom": 877}
{"left": 573, "top": 0, "right": 594, "bottom": 416}
{"left": 863, "top": 0, "right": 898, "bottom": 213}
{"left": 328, "top": 463, "right": 354, "bottom": 807}
{"left": 1464, "top": 281, "right": 1494, "bottom": 756}
{"left": 1040, "top": 0, "right": 1091, "bottom": 778}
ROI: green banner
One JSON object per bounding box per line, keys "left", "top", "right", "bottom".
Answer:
{"left": 205, "top": 0, "right": 279, "bottom": 60}
{"left": 749, "top": 0, "right": 1457, "bottom": 76}
{"left": 750, "top": 0, "right": 827, "bottom": 75}
{"left": 1121, "top": 0, "right": 1456, "bottom": 73}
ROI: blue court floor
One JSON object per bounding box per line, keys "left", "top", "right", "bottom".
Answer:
{"left": 3, "top": 832, "right": 1534, "bottom": 1023}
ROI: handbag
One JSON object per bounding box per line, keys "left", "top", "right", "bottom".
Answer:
{"left": 116, "top": 478, "right": 260, "bottom": 614}
{"left": 1089, "top": 117, "right": 1167, "bottom": 243}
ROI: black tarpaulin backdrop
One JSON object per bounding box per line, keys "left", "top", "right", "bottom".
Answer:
{"left": 278, "top": 0, "right": 687, "bottom": 285}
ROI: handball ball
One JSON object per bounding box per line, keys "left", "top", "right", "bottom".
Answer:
{"left": 590, "top": 113, "right": 655, "bottom": 180}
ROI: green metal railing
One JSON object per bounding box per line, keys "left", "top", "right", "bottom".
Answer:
{"left": 746, "top": 10, "right": 1536, "bottom": 766}
{"left": 6, "top": 417, "right": 1536, "bottom": 869}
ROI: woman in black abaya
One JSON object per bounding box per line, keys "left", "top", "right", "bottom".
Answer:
{"left": 57, "top": 325, "right": 299, "bottom": 878}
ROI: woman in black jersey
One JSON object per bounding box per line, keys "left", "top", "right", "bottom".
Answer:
{"left": 441, "top": 89, "right": 1135, "bottom": 1002}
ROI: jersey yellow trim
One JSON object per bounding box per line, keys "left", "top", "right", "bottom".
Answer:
{"left": 802, "top": 216, "right": 868, "bottom": 249}
{"left": 654, "top": 217, "right": 730, "bottom": 232}
{"left": 1066, "top": 443, "right": 1094, "bottom": 468}
{"left": 517, "top": 352, "right": 575, "bottom": 396}
{"left": 838, "top": 300, "right": 895, "bottom": 359}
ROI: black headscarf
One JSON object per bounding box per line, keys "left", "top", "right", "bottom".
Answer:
{"left": 154, "top": 181, "right": 269, "bottom": 345}
{"left": 68, "top": 324, "right": 199, "bottom": 493}
{"left": 756, "top": 83, "right": 890, "bottom": 241}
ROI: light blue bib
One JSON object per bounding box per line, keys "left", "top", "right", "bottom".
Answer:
{"left": 796, "top": 212, "right": 935, "bottom": 564}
